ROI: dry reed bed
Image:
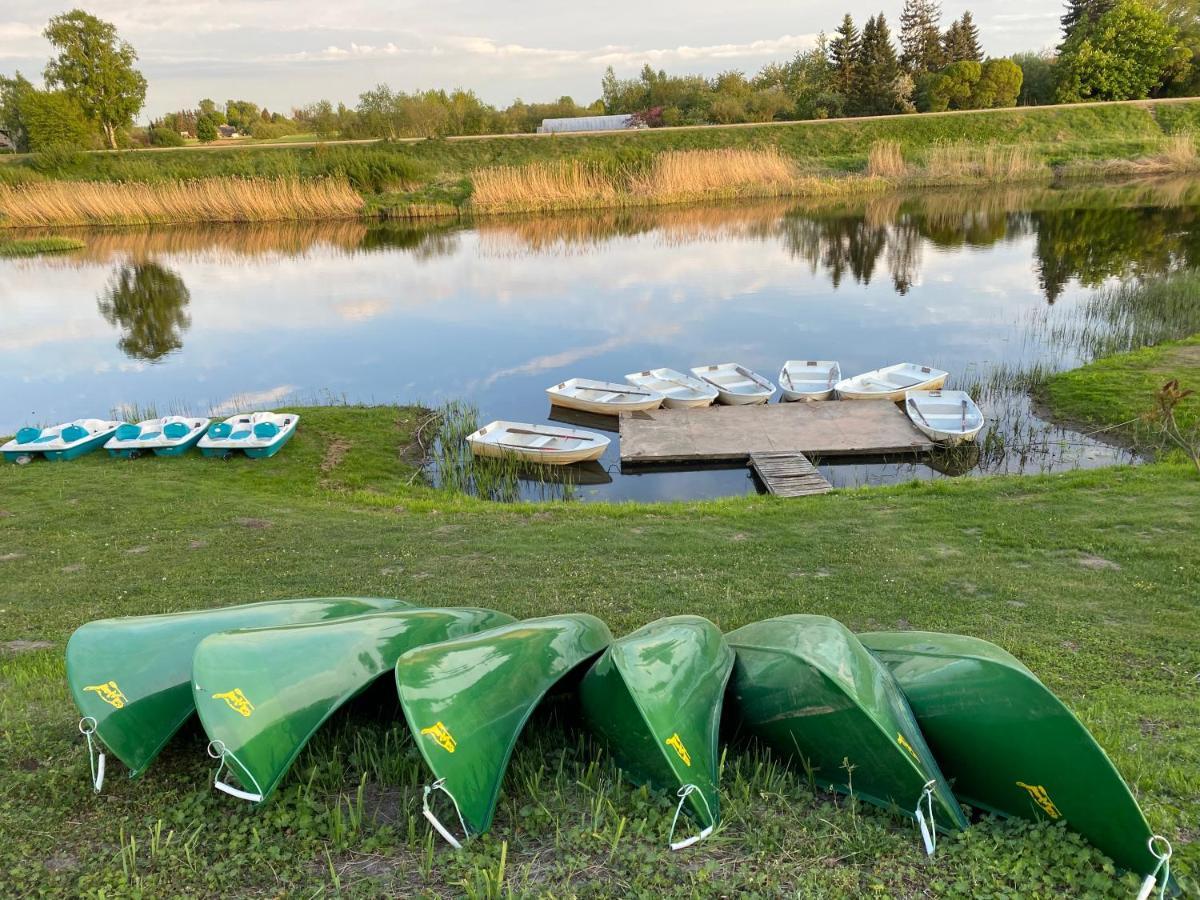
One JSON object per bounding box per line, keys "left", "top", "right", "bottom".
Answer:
{"left": 1061, "top": 133, "right": 1200, "bottom": 178}
{"left": 470, "top": 149, "right": 886, "bottom": 213}
{"left": 0, "top": 177, "right": 364, "bottom": 228}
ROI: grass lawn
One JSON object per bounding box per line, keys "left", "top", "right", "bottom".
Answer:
{"left": 1042, "top": 333, "right": 1200, "bottom": 437}
{"left": 1, "top": 399, "right": 1197, "bottom": 896}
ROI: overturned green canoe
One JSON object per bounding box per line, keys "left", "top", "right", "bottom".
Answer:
{"left": 67, "top": 597, "right": 409, "bottom": 788}
{"left": 860, "top": 631, "right": 1172, "bottom": 888}
{"left": 194, "top": 607, "right": 514, "bottom": 803}
{"left": 727, "top": 615, "right": 968, "bottom": 842}
{"left": 580, "top": 616, "right": 734, "bottom": 848}
{"left": 395, "top": 613, "right": 612, "bottom": 846}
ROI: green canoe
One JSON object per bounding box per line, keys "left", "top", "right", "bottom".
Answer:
{"left": 395, "top": 613, "right": 612, "bottom": 846}
{"left": 860, "top": 631, "right": 1175, "bottom": 891}
{"left": 726, "top": 615, "right": 968, "bottom": 847}
{"left": 192, "top": 607, "right": 515, "bottom": 803}
{"left": 580, "top": 616, "right": 734, "bottom": 849}
{"left": 67, "top": 597, "right": 409, "bottom": 789}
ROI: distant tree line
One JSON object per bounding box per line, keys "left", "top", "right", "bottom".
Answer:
{"left": 1, "top": 1, "right": 1198, "bottom": 154}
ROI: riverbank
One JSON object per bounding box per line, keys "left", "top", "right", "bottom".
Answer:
{"left": 3, "top": 98, "right": 1200, "bottom": 225}
{"left": 1, "top": 396, "right": 1196, "bottom": 894}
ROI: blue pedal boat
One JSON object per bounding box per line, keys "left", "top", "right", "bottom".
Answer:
{"left": 105, "top": 416, "right": 212, "bottom": 458}
{"left": 3, "top": 419, "right": 122, "bottom": 464}
{"left": 197, "top": 412, "right": 299, "bottom": 459}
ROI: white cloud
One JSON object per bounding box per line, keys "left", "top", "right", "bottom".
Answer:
{"left": 210, "top": 384, "right": 297, "bottom": 416}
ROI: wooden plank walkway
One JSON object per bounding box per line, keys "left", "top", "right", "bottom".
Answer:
{"left": 619, "top": 401, "right": 935, "bottom": 465}
{"left": 749, "top": 451, "right": 832, "bottom": 497}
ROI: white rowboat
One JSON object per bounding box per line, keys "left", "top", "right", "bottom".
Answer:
{"left": 905, "top": 390, "right": 985, "bottom": 445}
{"left": 779, "top": 360, "right": 841, "bottom": 402}
{"left": 467, "top": 420, "right": 609, "bottom": 465}
{"left": 690, "top": 363, "right": 775, "bottom": 405}
{"left": 835, "top": 363, "right": 948, "bottom": 401}
{"left": 546, "top": 378, "right": 664, "bottom": 415}
{"left": 625, "top": 368, "right": 718, "bottom": 409}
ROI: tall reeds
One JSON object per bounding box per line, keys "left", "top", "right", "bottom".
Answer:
{"left": 0, "top": 177, "right": 364, "bottom": 228}
{"left": 922, "top": 143, "right": 1047, "bottom": 182}
{"left": 469, "top": 148, "right": 878, "bottom": 213}
{"left": 866, "top": 140, "right": 908, "bottom": 178}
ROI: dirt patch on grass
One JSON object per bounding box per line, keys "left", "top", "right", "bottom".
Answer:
{"left": 233, "top": 517, "right": 273, "bottom": 529}
{"left": 125, "top": 545, "right": 150, "bottom": 555}
{"left": 2, "top": 640, "right": 53, "bottom": 654}
{"left": 1078, "top": 554, "right": 1121, "bottom": 571}
{"left": 188, "top": 539, "right": 208, "bottom": 549}
{"left": 61, "top": 563, "right": 85, "bottom": 573}
{"left": 320, "top": 437, "right": 351, "bottom": 474}
{"left": 0, "top": 551, "right": 26, "bottom": 562}
{"left": 0, "top": 509, "right": 12, "bottom": 517}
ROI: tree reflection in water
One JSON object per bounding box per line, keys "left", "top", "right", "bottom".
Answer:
{"left": 97, "top": 261, "right": 192, "bottom": 362}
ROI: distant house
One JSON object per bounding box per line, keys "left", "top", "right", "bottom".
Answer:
{"left": 217, "top": 125, "right": 242, "bottom": 139}
{"left": 0, "top": 130, "right": 14, "bottom": 152}
{"left": 537, "top": 114, "right": 641, "bottom": 134}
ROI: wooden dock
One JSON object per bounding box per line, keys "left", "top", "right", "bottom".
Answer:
{"left": 620, "top": 401, "right": 935, "bottom": 465}
{"left": 749, "top": 451, "right": 832, "bottom": 497}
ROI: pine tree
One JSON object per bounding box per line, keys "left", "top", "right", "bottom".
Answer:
{"left": 853, "top": 14, "right": 903, "bottom": 115}
{"left": 958, "top": 11, "right": 982, "bottom": 61}
{"left": 828, "top": 14, "right": 861, "bottom": 96}
{"left": 1060, "top": 0, "right": 1115, "bottom": 43}
{"left": 943, "top": 12, "right": 983, "bottom": 63}
{"left": 899, "top": 0, "right": 944, "bottom": 74}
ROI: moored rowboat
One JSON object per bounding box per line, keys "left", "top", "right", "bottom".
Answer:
{"left": 467, "top": 420, "right": 609, "bottom": 465}
{"left": 779, "top": 360, "right": 841, "bottom": 402}
{"left": 904, "top": 390, "right": 984, "bottom": 445}
{"left": 690, "top": 363, "right": 775, "bottom": 405}
{"left": 546, "top": 378, "right": 663, "bottom": 415}
{"left": 835, "top": 363, "right": 948, "bottom": 401}
{"left": 625, "top": 368, "right": 718, "bottom": 409}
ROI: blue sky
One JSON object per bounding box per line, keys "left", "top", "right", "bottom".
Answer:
{"left": 1, "top": 2, "right": 1061, "bottom": 118}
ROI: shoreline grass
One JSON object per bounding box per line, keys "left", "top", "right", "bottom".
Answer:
{"left": 3, "top": 99, "right": 1200, "bottom": 223}
{"left": 0, "top": 391, "right": 1197, "bottom": 894}
{"left": 0, "top": 236, "right": 85, "bottom": 256}
{"left": 0, "top": 176, "right": 364, "bottom": 227}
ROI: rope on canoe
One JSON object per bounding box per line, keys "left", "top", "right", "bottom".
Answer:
{"left": 78, "top": 717, "right": 105, "bottom": 793}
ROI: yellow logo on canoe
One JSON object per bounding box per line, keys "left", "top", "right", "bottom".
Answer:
{"left": 84, "top": 680, "right": 127, "bottom": 709}
{"left": 213, "top": 688, "right": 255, "bottom": 718}
{"left": 421, "top": 721, "right": 456, "bottom": 753}
{"left": 1016, "top": 781, "right": 1061, "bottom": 819}
{"left": 665, "top": 732, "right": 692, "bottom": 767}
{"left": 896, "top": 732, "right": 920, "bottom": 763}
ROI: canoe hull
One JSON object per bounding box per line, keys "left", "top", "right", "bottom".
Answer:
{"left": 396, "top": 614, "right": 612, "bottom": 840}
{"left": 580, "top": 616, "right": 734, "bottom": 836}
{"left": 860, "top": 631, "right": 1165, "bottom": 881}
{"left": 67, "top": 597, "right": 410, "bottom": 779}
{"left": 194, "top": 607, "right": 514, "bottom": 802}
{"left": 727, "top": 615, "right": 966, "bottom": 833}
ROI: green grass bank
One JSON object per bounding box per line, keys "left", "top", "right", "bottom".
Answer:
{"left": 1, "top": 395, "right": 1197, "bottom": 894}
{"left": 0, "top": 236, "right": 85, "bottom": 256}
{"left": 3, "top": 98, "right": 1200, "bottom": 221}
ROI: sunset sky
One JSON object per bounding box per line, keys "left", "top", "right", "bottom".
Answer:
{"left": 1, "top": 2, "right": 1061, "bottom": 117}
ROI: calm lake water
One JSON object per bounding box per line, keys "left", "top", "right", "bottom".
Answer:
{"left": 4, "top": 180, "right": 1199, "bottom": 501}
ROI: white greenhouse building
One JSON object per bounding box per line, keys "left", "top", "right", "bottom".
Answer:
{"left": 537, "top": 114, "right": 640, "bottom": 134}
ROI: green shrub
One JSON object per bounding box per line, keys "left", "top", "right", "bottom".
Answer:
{"left": 148, "top": 124, "right": 186, "bottom": 147}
